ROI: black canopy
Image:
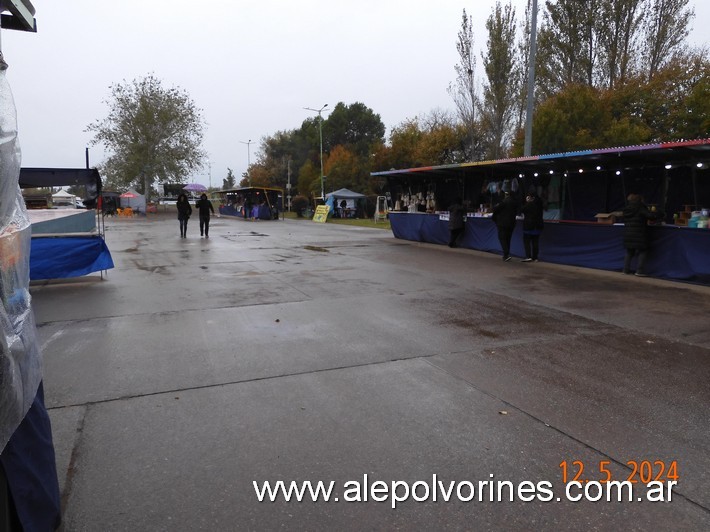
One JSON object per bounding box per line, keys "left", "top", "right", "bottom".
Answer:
{"left": 19, "top": 167, "right": 101, "bottom": 189}
{"left": 19, "top": 168, "right": 102, "bottom": 208}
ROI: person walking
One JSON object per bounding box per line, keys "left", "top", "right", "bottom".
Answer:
{"left": 195, "top": 193, "right": 215, "bottom": 238}
{"left": 521, "top": 190, "right": 544, "bottom": 262}
{"left": 622, "top": 193, "right": 660, "bottom": 276}
{"left": 176, "top": 193, "right": 192, "bottom": 238}
{"left": 492, "top": 191, "right": 518, "bottom": 261}
{"left": 448, "top": 197, "right": 465, "bottom": 248}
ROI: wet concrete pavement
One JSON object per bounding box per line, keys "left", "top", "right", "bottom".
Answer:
{"left": 30, "top": 212, "right": 710, "bottom": 530}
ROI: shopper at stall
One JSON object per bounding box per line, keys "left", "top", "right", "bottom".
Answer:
{"left": 195, "top": 193, "right": 215, "bottom": 238}
{"left": 448, "top": 198, "right": 465, "bottom": 248}
{"left": 177, "top": 193, "right": 192, "bottom": 238}
{"left": 340, "top": 199, "right": 347, "bottom": 218}
{"left": 492, "top": 191, "right": 518, "bottom": 261}
{"left": 244, "top": 196, "right": 254, "bottom": 220}
{"left": 622, "top": 193, "right": 661, "bottom": 276}
{"left": 521, "top": 189, "right": 544, "bottom": 262}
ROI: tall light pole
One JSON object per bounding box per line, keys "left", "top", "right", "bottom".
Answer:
{"left": 524, "top": 0, "right": 538, "bottom": 157}
{"left": 304, "top": 104, "right": 328, "bottom": 201}
{"left": 239, "top": 139, "right": 253, "bottom": 186}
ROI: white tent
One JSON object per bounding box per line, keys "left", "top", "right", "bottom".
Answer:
{"left": 325, "top": 188, "right": 366, "bottom": 217}
{"left": 52, "top": 189, "right": 76, "bottom": 206}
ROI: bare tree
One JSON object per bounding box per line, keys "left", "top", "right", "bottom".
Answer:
{"left": 480, "top": 1, "right": 520, "bottom": 159}
{"left": 641, "top": 0, "right": 694, "bottom": 80}
{"left": 536, "top": 0, "right": 600, "bottom": 96}
{"left": 597, "top": 0, "right": 644, "bottom": 89}
{"left": 447, "top": 9, "right": 480, "bottom": 160}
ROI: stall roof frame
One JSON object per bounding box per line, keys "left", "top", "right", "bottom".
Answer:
{"left": 371, "top": 138, "right": 710, "bottom": 180}
{"left": 19, "top": 167, "right": 102, "bottom": 189}
{"left": 219, "top": 186, "right": 284, "bottom": 194}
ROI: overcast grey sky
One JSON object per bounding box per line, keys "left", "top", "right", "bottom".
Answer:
{"left": 2, "top": 0, "right": 708, "bottom": 187}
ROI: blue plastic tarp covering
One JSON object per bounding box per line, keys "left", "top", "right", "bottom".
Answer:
{"left": 30, "top": 236, "right": 114, "bottom": 280}
{"left": 218, "top": 204, "right": 273, "bottom": 219}
{"left": 389, "top": 213, "right": 710, "bottom": 285}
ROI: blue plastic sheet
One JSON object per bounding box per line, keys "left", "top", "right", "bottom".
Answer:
{"left": 389, "top": 212, "right": 710, "bottom": 285}
{"left": 30, "top": 236, "right": 114, "bottom": 280}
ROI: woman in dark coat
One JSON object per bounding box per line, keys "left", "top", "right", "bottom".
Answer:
{"left": 622, "top": 193, "right": 659, "bottom": 276}
{"left": 176, "top": 193, "right": 192, "bottom": 238}
{"left": 521, "top": 191, "right": 544, "bottom": 262}
{"left": 492, "top": 191, "right": 518, "bottom": 261}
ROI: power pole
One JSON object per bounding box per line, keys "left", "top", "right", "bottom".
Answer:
{"left": 524, "top": 0, "right": 539, "bottom": 157}
{"left": 286, "top": 158, "right": 292, "bottom": 211}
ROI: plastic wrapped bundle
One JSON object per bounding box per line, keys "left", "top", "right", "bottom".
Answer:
{"left": 0, "top": 65, "right": 43, "bottom": 452}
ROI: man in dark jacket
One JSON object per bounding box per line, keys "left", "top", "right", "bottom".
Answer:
{"left": 448, "top": 198, "right": 465, "bottom": 248}
{"left": 622, "top": 193, "right": 660, "bottom": 276}
{"left": 492, "top": 191, "right": 518, "bottom": 261}
{"left": 195, "top": 193, "right": 215, "bottom": 238}
{"left": 521, "top": 190, "right": 544, "bottom": 262}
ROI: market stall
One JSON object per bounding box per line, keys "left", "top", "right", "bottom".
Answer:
{"left": 217, "top": 186, "right": 283, "bottom": 220}
{"left": 374, "top": 139, "right": 710, "bottom": 285}
{"left": 19, "top": 167, "right": 114, "bottom": 280}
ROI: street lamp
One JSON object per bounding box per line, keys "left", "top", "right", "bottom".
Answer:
{"left": 239, "top": 139, "right": 253, "bottom": 186}
{"left": 304, "top": 104, "right": 328, "bottom": 201}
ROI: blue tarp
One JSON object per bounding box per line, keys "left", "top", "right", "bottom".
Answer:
{"left": 30, "top": 236, "right": 114, "bottom": 280}
{"left": 219, "top": 204, "right": 274, "bottom": 220}
{"left": 389, "top": 213, "right": 710, "bottom": 285}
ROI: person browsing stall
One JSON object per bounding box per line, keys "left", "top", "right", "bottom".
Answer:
{"left": 521, "top": 189, "right": 544, "bottom": 262}
{"left": 492, "top": 191, "right": 518, "bottom": 261}
{"left": 448, "top": 198, "right": 465, "bottom": 248}
{"left": 622, "top": 193, "right": 662, "bottom": 276}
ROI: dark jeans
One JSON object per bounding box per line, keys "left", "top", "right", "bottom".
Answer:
{"left": 0, "top": 464, "right": 21, "bottom": 532}
{"left": 199, "top": 215, "right": 210, "bottom": 236}
{"left": 624, "top": 248, "right": 648, "bottom": 274}
{"left": 497, "top": 226, "right": 514, "bottom": 258}
{"left": 179, "top": 218, "right": 188, "bottom": 236}
{"left": 0, "top": 383, "right": 61, "bottom": 532}
{"left": 449, "top": 227, "right": 464, "bottom": 247}
{"left": 523, "top": 234, "right": 540, "bottom": 260}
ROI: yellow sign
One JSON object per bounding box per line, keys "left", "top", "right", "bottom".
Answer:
{"left": 312, "top": 205, "right": 331, "bottom": 223}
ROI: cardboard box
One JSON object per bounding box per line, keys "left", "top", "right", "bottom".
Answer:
{"left": 595, "top": 212, "right": 622, "bottom": 224}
